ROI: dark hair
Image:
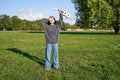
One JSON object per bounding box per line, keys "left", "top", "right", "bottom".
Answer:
{"left": 48, "top": 16, "right": 57, "bottom": 25}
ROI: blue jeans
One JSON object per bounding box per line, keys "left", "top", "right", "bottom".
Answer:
{"left": 45, "top": 43, "right": 59, "bottom": 69}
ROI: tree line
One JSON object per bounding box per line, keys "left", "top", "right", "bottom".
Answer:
{"left": 0, "top": 14, "right": 78, "bottom": 31}
{"left": 0, "top": 14, "right": 42, "bottom": 31}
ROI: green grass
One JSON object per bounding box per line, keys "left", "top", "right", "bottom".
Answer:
{"left": 0, "top": 31, "right": 120, "bottom": 80}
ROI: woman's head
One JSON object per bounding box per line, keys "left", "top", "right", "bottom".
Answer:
{"left": 48, "top": 16, "right": 56, "bottom": 25}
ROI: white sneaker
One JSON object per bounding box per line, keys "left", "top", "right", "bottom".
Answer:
{"left": 46, "top": 68, "right": 50, "bottom": 70}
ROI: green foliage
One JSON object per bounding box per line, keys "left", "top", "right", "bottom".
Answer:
{"left": 72, "top": 0, "right": 120, "bottom": 34}
{"left": 0, "top": 14, "right": 72, "bottom": 31}
{"left": 70, "top": 25, "right": 79, "bottom": 29}
{"left": 0, "top": 31, "right": 120, "bottom": 80}
{"left": 0, "top": 14, "right": 12, "bottom": 30}
{"left": 11, "top": 16, "right": 24, "bottom": 30}
{"left": 0, "top": 14, "right": 43, "bottom": 31}
{"left": 61, "top": 22, "right": 70, "bottom": 31}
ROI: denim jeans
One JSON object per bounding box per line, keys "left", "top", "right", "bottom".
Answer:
{"left": 45, "top": 43, "right": 59, "bottom": 69}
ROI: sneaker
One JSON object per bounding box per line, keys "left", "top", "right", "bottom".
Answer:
{"left": 54, "top": 67, "right": 59, "bottom": 69}
{"left": 46, "top": 68, "right": 50, "bottom": 70}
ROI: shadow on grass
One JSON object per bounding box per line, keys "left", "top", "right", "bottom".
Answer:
{"left": 26, "top": 31, "right": 115, "bottom": 35}
{"left": 7, "top": 48, "right": 45, "bottom": 67}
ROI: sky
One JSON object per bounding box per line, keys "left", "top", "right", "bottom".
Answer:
{"left": 0, "top": 0, "right": 76, "bottom": 25}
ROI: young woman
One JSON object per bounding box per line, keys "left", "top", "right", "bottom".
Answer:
{"left": 41, "top": 12, "right": 63, "bottom": 70}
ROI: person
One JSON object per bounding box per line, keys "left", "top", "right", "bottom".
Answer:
{"left": 41, "top": 11, "right": 63, "bottom": 70}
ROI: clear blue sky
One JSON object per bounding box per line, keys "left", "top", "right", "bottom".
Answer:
{"left": 0, "top": 0, "right": 76, "bottom": 24}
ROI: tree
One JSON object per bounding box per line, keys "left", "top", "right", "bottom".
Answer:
{"left": 0, "top": 14, "right": 12, "bottom": 30}
{"left": 11, "top": 16, "right": 22, "bottom": 30}
{"left": 36, "top": 20, "right": 43, "bottom": 31}
{"left": 106, "top": 0, "right": 120, "bottom": 34}
{"left": 30, "top": 21, "right": 41, "bottom": 31}
{"left": 72, "top": 0, "right": 120, "bottom": 34}
{"left": 61, "top": 22, "right": 70, "bottom": 31}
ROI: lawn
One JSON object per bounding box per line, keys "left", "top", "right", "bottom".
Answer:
{"left": 0, "top": 31, "right": 120, "bottom": 80}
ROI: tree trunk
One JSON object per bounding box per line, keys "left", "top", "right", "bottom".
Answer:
{"left": 113, "top": 7, "right": 120, "bottom": 35}
{"left": 113, "top": 26, "right": 119, "bottom": 35}
{"left": 113, "top": 7, "right": 119, "bottom": 35}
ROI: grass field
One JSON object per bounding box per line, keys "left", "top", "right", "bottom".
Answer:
{"left": 0, "top": 31, "right": 120, "bottom": 80}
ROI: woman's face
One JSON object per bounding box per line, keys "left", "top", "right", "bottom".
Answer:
{"left": 49, "top": 17, "right": 55, "bottom": 25}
